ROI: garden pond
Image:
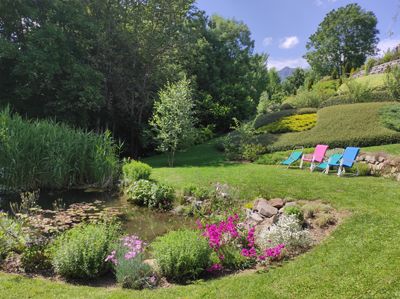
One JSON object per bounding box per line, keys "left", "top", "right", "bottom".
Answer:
{"left": 0, "top": 190, "right": 194, "bottom": 242}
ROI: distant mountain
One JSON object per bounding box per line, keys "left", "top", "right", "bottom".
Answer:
{"left": 277, "top": 67, "right": 296, "bottom": 81}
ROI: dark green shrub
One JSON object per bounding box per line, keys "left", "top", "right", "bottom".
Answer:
{"left": 216, "top": 245, "right": 252, "bottom": 270}
{"left": 122, "top": 160, "right": 152, "bottom": 185}
{"left": 152, "top": 230, "right": 212, "bottom": 282}
{"left": 51, "top": 222, "right": 120, "bottom": 279}
{"left": 125, "top": 179, "right": 174, "bottom": 210}
{"left": 284, "top": 206, "right": 304, "bottom": 222}
{"left": 241, "top": 143, "right": 267, "bottom": 161}
{"left": 183, "top": 185, "right": 210, "bottom": 200}
{"left": 280, "top": 103, "right": 294, "bottom": 110}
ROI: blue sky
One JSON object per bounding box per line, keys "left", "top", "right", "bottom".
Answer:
{"left": 196, "top": 0, "right": 400, "bottom": 70}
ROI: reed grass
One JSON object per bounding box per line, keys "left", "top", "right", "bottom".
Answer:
{"left": 0, "top": 108, "right": 120, "bottom": 191}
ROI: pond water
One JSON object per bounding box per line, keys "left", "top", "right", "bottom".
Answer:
{"left": 0, "top": 190, "right": 194, "bottom": 242}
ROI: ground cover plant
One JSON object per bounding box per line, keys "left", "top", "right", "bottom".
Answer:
{"left": 0, "top": 108, "right": 120, "bottom": 191}
{"left": 256, "top": 113, "right": 317, "bottom": 134}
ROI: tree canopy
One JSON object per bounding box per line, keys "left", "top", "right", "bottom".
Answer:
{"left": 305, "top": 3, "right": 379, "bottom": 77}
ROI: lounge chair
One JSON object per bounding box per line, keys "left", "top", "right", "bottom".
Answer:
{"left": 316, "top": 153, "right": 343, "bottom": 174}
{"left": 299, "top": 144, "right": 329, "bottom": 171}
{"left": 337, "top": 147, "right": 360, "bottom": 176}
{"left": 281, "top": 150, "right": 303, "bottom": 168}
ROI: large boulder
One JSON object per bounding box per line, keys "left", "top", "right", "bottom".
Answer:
{"left": 269, "top": 198, "right": 285, "bottom": 209}
{"left": 254, "top": 199, "right": 278, "bottom": 218}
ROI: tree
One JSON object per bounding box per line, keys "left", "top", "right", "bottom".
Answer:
{"left": 282, "top": 68, "right": 305, "bottom": 95}
{"left": 305, "top": 3, "right": 379, "bottom": 77}
{"left": 150, "top": 78, "right": 196, "bottom": 167}
{"left": 266, "top": 68, "right": 285, "bottom": 103}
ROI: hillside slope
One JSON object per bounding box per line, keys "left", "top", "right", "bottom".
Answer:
{"left": 256, "top": 102, "right": 400, "bottom": 151}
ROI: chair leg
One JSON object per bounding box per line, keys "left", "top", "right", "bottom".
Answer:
{"left": 310, "top": 162, "right": 315, "bottom": 172}
{"left": 324, "top": 165, "right": 330, "bottom": 174}
{"left": 299, "top": 159, "right": 303, "bottom": 169}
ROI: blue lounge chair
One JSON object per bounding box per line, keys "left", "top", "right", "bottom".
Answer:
{"left": 316, "top": 153, "right": 343, "bottom": 174}
{"left": 281, "top": 150, "right": 303, "bottom": 168}
{"left": 337, "top": 147, "right": 360, "bottom": 176}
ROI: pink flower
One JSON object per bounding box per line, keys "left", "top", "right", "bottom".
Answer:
{"left": 207, "top": 263, "right": 223, "bottom": 272}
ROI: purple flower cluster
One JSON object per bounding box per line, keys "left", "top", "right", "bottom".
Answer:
{"left": 200, "top": 214, "right": 240, "bottom": 250}
{"left": 105, "top": 235, "right": 146, "bottom": 265}
{"left": 258, "top": 244, "right": 285, "bottom": 261}
{"left": 206, "top": 263, "right": 223, "bottom": 272}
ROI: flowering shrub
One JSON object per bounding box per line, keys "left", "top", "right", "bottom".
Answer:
{"left": 106, "top": 235, "right": 155, "bottom": 289}
{"left": 200, "top": 215, "right": 287, "bottom": 271}
{"left": 257, "top": 214, "right": 311, "bottom": 252}
{"left": 0, "top": 212, "right": 27, "bottom": 259}
{"left": 152, "top": 230, "right": 212, "bottom": 282}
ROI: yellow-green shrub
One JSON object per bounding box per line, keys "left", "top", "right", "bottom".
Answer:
{"left": 257, "top": 113, "right": 317, "bottom": 134}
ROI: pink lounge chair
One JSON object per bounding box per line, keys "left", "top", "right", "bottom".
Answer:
{"left": 299, "top": 144, "right": 329, "bottom": 171}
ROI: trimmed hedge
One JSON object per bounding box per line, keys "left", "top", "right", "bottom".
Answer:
{"left": 256, "top": 102, "right": 400, "bottom": 152}
{"left": 320, "top": 90, "right": 394, "bottom": 108}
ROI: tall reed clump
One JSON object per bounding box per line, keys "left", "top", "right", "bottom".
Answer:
{"left": 0, "top": 108, "right": 120, "bottom": 191}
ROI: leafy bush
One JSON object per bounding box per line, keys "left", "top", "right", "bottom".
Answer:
{"left": 125, "top": 179, "right": 174, "bottom": 210}
{"left": 365, "top": 58, "right": 377, "bottom": 74}
{"left": 122, "top": 160, "right": 152, "bottom": 185}
{"left": 258, "top": 103, "right": 400, "bottom": 152}
{"left": 315, "top": 213, "right": 336, "bottom": 228}
{"left": 284, "top": 89, "right": 333, "bottom": 108}
{"left": 339, "top": 79, "right": 373, "bottom": 103}
{"left": 385, "top": 66, "right": 400, "bottom": 100}
{"left": 152, "top": 230, "right": 212, "bottom": 282}
{"left": 183, "top": 185, "right": 210, "bottom": 200}
{"left": 283, "top": 206, "right": 304, "bottom": 222}
{"left": 253, "top": 108, "right": 317, "bottom": 129}
{"left": 257, "top": 113, "right": 317, "bottom": 134}
{"left": 320, "top": 90, "right": 393, "bottom": 108}
{"left": 21, "top": 244, "right": 52, "bottom": 273}
{"left": 106, "top": 235, "right": 155, "bottom": 289}
{"left": 256, "top": 215, "right": 311, "bottom": 251}
{"left": 194, "top": 125, "right": 216, "bottom": 144}
{"left": 51, "top": 222, "right": 120, "bottom": 279}
{"left": 241, "top": 143, "right": 267, "bottom": 161}
{"left": 0, "top": 212, "right": 26, "bottom": 259}
{"left": 0, "top": 108, "right": 120, "bottom": 191}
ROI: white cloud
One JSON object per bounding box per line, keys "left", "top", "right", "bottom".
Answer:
{"left": 279, "top": 36, "right": 299, "bottom": 49}
{"left": 262, "top": 37, "right": 273, "bottom": 47}
{"left": 314, "top": 0, "right": 323, "bottom": 6}
{"left": 377, "top": 38, "right": 400, "bottom": 56}
{"left": 268, "top": 57, "right": 309, "bottom": 70}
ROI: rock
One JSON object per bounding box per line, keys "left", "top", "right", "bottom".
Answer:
{"left": 285, "top": 201, "right": 297, "bottom": 207}
{"left": 172, "top": 205, "right": 185, "bottom": 215}
{"left": 269, "top": 198, "right": 285, "bottom": 209}
{"left": 249, "top": 212, "right": 264, "bottom": 223}
{"left": 255, "top": 200, "right": 278, "bottom": 218}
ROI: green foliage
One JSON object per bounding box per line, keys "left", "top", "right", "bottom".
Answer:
{"left": 305, "top": 3, "right": 378, "bottom": 76}
{"left": 284, "top": 89, "right": 332, "bottom": 108}
{"left": 0, "top": 108, "right": 120, "bottom": 191}
{"left": 125, "top": 180, "right": 175, "bottom": 210}
{"left": 50, "top": 222, "right": 120, "bottom": 279}
{"left": 282, "top": 68, "right": 306, "bottom": 95}
{"left": 258, "top": 103, "right": 400, "bottom": 152}
{"left": 122, "top": 160, "right": 152, "bottom": 185}
{"left": 320, "top": 90, "right": 392, "bottom": 108}
{"left": 150, "top": 78, "right": 197, "bottom": 167}
{"left": 315, "top": 213, "right": 336, "bottom": 228}
{"left": 365, "top": 58, "right": 377, "bottom": 74}
{"left": 212, "top": 245, "right": 251, "bottom": 270}
{"left": 241, "top": 144, "right": 267, "bottom": 161}
{"left": 379, "top": 104, "right": 400, "bottom": 132}
{"left": 21, "top": 244, "right": 52, "bottom": 273}
{"left": 152, "top": 230, "right": 212, "bottom": 282}
{"left": 385, "top": 66, "right": 400, "bottom": 100}
{"left": 183, "top": 185, "right": 210, "bottom": 201}
{"left": 257, "top": 114, "right": 317, "bottom": 134}
{"left": 222, "top": 119, "right": 256, "bottom": 160}
{"left": 0, "top": 212, "right": 27, "bottom": 258}
{"left": 339, "top": 79, "right": 373, "bottom": 102}
{"left": 284, "top": 206, "right": 304, "bottom": 222}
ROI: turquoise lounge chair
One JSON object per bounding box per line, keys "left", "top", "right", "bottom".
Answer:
{"left": 317, "top": 153, "right": 343, "bottom": 174}
{"left": 337, "top": 147, "right": 360, "bottom": 176}
{"left": 281, "top": 150, "right": 303, "bottom": 168}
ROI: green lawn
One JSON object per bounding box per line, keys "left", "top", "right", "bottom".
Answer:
{"left": 2, "top": 143, "right": 400, "bottom": 298}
